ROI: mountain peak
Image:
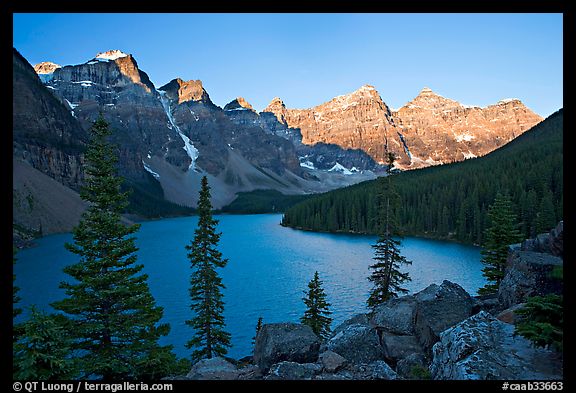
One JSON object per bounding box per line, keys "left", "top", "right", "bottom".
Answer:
{"left": 95, "top": 49, "right": 129, "bottom": 61}
{"left": 33, "top": 61, "right": 61, "bottom": 74}
{"left": 224, "top": 97, "right": 254, "bottom": 111}
{"left": 159, "top": 78, "right": 212, "bottom": 105}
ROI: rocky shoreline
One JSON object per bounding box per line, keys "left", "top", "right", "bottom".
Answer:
{"left": 171, "top": 221, "right": 563, "bottom": 380}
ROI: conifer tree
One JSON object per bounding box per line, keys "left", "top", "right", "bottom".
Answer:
{"left": 185, "top": 176, "right": 231, "bottom": 362}
{"left": 13, "top": 307, "right": 76, "bottom": 380}
{"left": 301, "top": 271, "right": 332, "bottom": 340}
{"left": 51, "top": 115, "right": 177, "bottom": 380}
{"left": 252, "top": 316, "right": 263, "bottom": 348}
{"left": 367, "top": 152, "right": 412, "bottom": 311}
{"left": 478, "top": 193, "right": 523, "bottom": 295}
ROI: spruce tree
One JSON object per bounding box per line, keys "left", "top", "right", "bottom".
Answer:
{"left": 367, "top": 152, "right": 412, "bottom": 311}
{"left": 478, "top": 193, "right": 523, "bottom": 295}
{"left": 13, "top": 307, "right": 76, "bottom": 380}
{"left": 252, "top": 316, "right": 263, "bottom": 348}
{"left": 185, "top": 176, "right": 231, "bottom": 362}
{"left": 51, "top": 115, "right": 177, "bottom": 380}
{"left": 301, "top": 271, "right": 332, "bottom": 340}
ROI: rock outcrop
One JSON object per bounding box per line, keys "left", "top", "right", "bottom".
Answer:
{"left": 430, "top": 311, "right": 562, "bottom": 380}
{"left": 498, "top": 222, "right": 564, "bottom": 309}
{"left": 253, "top": 323, "right": 321, "bottom": 372}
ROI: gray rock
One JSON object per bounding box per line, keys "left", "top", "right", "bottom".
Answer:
{"left": 318, "top": 350, "right": 348, "bottom": 373}
{"left": 496, "top": 303, "right": 527, "bottom": 324}
{"left": 381, "top": 333, "right": 424, "bottom": 363}
{"left": 186, "top": 357, "right": 240, "bottom": 380}
{"left": 353, "top": 360, "right": 399, "bottom": 380}
{"left": 331, "top": 313, "right": 370, "bottom": 336}
{"left": 326, "top": 323, "right": 384, "bottom": 364}
{"left": 265, "top": 361, "right": 321, "bottom": 380}
{"left": 396, "top": 353, "right": 429, "bottom": 379}
{"left": 253, "top": 323, "right": 321, "bottom": 372}
{"left": 371, "top": 296, "right": 417, "bottom": 335}
{"left": 414, "top": 280, "right": 475, "bottom": 353}
{"left": 430, "top": 311, "right": 563, "bottom": 380}
{"left": 498, "top": 250, "right": 563, "bottom": 309}
{"left": 549, "top": 221, "right": 563, "bottom": 257}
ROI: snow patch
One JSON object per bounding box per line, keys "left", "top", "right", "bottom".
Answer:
{"left": 455, "top": 133, "right": 475, "bottom": 142}
{"left": 497, "top": 98, "right": 519, "bottom": 105}
{"left": 328, "top": 162, "right": 353, "bottom": 175}
{"left": 462, "top": 151, "right": 477, "bottom": 159}
{"left": 300, "top": 160, "right": 315, "bottom": 170}
{"left": 158, "top": 91, "right": 199, "bottom": 170}
{"left": 64, "top": 99, "right": 78, "bottom": 109}
{"left": 95, "top": 50, "right": 129, "bottom": 61}
{"left": 142, "top": 161, "right": 160, "bottom": 179}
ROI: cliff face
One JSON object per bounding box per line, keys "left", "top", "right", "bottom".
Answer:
{"left": 394, "top": 88, "right": 544, "bottom": 168}
{"left": 264, "top": 85, "right": 400, "bottom": 164}
{"left": 13, "top": 48, "right": 87, "bottom": 191}
{"left": 268, "top": 86, "right": 543, "bottom": 170}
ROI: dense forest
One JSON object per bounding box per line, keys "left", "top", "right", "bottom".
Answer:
{"left": 281, "top": 109, "right": 563, "bottom": 245}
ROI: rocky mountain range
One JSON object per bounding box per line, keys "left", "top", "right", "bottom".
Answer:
{"left": 13, "top": 47, "right": 544, "bottom": 237}
{"left": 265, "top": 85, "right": 543, "bottom": 169}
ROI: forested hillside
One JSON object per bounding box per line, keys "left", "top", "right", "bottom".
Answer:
{"left": 281, "top": 109, "right": 563, "bottom": 245}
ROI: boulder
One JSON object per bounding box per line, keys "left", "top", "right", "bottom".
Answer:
{"left": 381, "top": 333, "right": 424, "bottom": 363}
{"left": 318, "top": 350, "right": 348, "bottom": 373}
{"left": 186, "top": 357, "right": 240, "bottom": 380}
{"left": 498, "top": 250, "right": 563, "bottom": 309}
{"left": 496, "top": 303, "right": 527, "bottom": 324}
{"left": 396, "top": 353, "right": 429, "bottom": 379}
{"left": 353, "top": 360, "right": 399, "bottom": 380}
{"left": 414, "top": 280, "right": 475, "bottom": 353}
{"left": 371, "top": 296, "right": 417, "bottom": 335}
{"left": 430, "top": 311, "right": 563, "bottom": 380}
{"left": 265, "top": 361, "right": 321, "bottom": 380}
{"left": 253, "top": 323, "right": 321, "bottom": 372}
{"left": 331, "top": 313, "right": 370, "bottom": 336}
{"left": 326, "top": 323, "right": 384, "bottom": 364}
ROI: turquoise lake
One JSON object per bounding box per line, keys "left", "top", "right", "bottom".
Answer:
{"left": 14, "top": 214, "right": 486, "bottom": 360}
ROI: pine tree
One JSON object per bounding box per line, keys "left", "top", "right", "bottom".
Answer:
{"left": 51, "top": 115, "right": 177, "bottom": 380}
{"left": 252, "top": 316, "right": 263, "bottom": 348}
{"left": 478, "top": 193, "right": 523, "bottom": 295}
{"left": 367, "top": 152, "right": 412, "bottom": 311}
{"left": 515, "top": 294, "right": 563, "bottom": 351}
{"left": 185, "top": 176, "right": 231, "bottom": 362}
{"left": 13, "top": 307, "right": 76, "bottom": 380}
{"left": 300, "top": 271, "right": 332, "bottom": 340}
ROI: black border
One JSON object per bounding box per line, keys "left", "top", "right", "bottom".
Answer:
{"left": 5, "top": 1, "right": 571, "bottom": 391}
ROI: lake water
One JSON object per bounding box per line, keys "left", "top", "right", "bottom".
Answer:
{"left": 14, "top": 214, "right": 486, "bottom": 360}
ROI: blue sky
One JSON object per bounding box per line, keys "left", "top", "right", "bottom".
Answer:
{"left": 13, "top": 13, "right": 563, "bottom": 117}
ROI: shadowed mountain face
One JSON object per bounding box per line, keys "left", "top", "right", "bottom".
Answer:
{"left": 263, "top": 86, "right": 543, "bottom": 170}
{"left": 15, "top": 47, "right": 378, "bottom": 234}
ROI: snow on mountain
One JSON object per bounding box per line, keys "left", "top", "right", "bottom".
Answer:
{"left": 95, "top": 49, "right": 129, "bottom": 61}
{"left": 328, "top": 162, "right": 353, "bottom": 175}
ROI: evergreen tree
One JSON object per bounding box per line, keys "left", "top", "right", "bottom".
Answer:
{"left": 367, "top": 152, "right": 412, "bottom": 311}
{"left": 478, "top": 193, "right": 523, "bottom": 295}
{"left": 515, "top": 294, "right": 563, "bottom": 351}
{"left": 51, "top": 115, "right": 177, "bottom": 380}
{"left": 185, "top": 176, "right": 231, "bottom": 362}
{"left": 300, "top": 271, "right": 332, "bottom": 340}
{"left": 13, "top": 307, "right": 76, "bottom": 380}
{"left": 252, "top": 316, "right": 263, "bottom": 348}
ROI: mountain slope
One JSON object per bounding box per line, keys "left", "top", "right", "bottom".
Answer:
{"left": 281, "top": 109, "right": 563, "bottom": 244}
